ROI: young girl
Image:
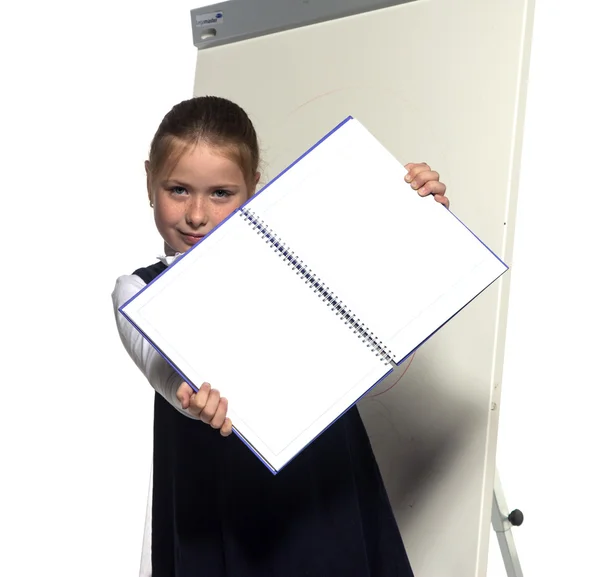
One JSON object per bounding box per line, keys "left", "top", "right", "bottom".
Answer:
{"left": 112, "top": 96, "right": 449, "bottom": 577}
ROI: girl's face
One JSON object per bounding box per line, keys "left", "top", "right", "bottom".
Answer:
{"left": 147, "top": 142, "right": 256, "bottom": 255}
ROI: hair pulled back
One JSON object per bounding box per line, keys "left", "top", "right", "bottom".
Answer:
{"left": 147, "top": 96, "right": 260, "bottom": 187}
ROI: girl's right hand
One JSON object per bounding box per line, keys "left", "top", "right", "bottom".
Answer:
{"left": 176, "top": 381, "right": 233, "bottom": 437}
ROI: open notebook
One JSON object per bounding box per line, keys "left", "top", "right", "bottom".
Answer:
{"left": 120, "top": 116, "right": 507, "bottom": 473}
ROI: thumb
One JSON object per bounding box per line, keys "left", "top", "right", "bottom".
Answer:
{"left": 176, "top": 382, "right": 194, "bottom": 409}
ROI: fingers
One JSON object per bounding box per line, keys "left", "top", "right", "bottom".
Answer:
{"left": 185, "top": 382, "right": 233, "bottom": 436}
{"left": 209, "top": 397, "right": 228, "bottom": 429}
{"left": 220, "top": 418, "right": 233, "bottom": 437}
{"left": 433, "top": 193, "right": 450, "bottom": 209}
{"left": 405, "top": 162, "right": 436, "bottom": 188}
{"left": 404, "top": 163, "right": 443, "bottom": 195}
{"left": 189, "top": 382, "right": 211, "bottom": 416}
{"left": 198, "top": 388, "right": 222, "bottom": 425}
{"left": 404, "top": 162, "right": 450, "bottom": 209}
{"left": 176, "top": 382, "right": 194, "bottom": 409}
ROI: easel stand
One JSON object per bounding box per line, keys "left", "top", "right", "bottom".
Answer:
{"left": 492, "top": 469, "right": 524, "bottom": 577}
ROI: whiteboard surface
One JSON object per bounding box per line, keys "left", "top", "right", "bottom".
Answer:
{"left": 192, "top": 0, "right": 534, "bottom": 574}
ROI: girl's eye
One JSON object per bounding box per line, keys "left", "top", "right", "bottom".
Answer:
{"left": 213, "top": 189, "right": 231, "bottom": 199}
{"left": 170, "top": 186, "right": 187, "bottom": 196}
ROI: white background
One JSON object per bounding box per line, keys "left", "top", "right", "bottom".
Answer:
{"left": 1, "top": 1, "right": 598, "bottom": 576}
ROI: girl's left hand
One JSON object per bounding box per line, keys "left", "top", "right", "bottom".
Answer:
{"left": 177, "top": 381, "right": 233, "bottom": 436}
{"left": 404, "top": 162, "right": 449, "bottom": 209}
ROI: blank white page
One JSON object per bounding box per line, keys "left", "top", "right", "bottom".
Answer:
{"left": 121, "top": 212, "right": 391, "bottom": 472}
{"left": 249, "top": 117, "right": 507, "bottom": 363}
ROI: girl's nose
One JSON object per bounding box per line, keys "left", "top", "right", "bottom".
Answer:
{"left": 185, "top": 197, "right": 208, "bottom": 229}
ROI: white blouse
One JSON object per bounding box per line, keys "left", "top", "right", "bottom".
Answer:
{"left": 110, "top": 254, "right": 196, "bottom": 577}
{"left": 110, "top": 254, "right": 198, "bottom": 419}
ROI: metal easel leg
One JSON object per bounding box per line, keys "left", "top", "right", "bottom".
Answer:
{"left": 491, "top": 469, "right": 524, "bottom": 577}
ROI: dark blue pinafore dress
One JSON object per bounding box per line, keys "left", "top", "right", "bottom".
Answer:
{"left": 134, "top": 261, "right": 414, "bottom": 577}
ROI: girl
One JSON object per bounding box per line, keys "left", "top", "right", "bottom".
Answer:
{"left": 112, "top": 96, "right": 449, "bottom": 577}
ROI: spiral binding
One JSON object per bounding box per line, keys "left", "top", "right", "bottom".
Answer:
{"left": 239, "top": 207, "right": 395, "bottom": 365}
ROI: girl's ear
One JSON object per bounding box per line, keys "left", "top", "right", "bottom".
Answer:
{"left": 145, "top": 160, "right": 154, "bottom": 206}
{"left": 248, "top": 172, "right": 261, "bottom": 197}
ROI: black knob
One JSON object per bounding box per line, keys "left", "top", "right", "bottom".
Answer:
{"left": 508, "top": 509, "right": 524, "bottom": 526}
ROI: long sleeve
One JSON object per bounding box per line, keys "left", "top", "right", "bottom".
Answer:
{"left": 111, "top": 274, "right": 197, "bottom": 419}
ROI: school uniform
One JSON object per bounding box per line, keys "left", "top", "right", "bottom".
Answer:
{"left": 112, "top": 258, "right": 414, "bottom": 577}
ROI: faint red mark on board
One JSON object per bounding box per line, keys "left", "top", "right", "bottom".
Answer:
{"left": 369, "top": 352, "right": 417, "bottom": 398}
{"left": 288, "top": 87, "right": 350, "bottom": 115}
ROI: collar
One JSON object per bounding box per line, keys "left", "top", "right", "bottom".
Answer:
{"left": 157, "top": 252, "right": 183, "bottom": 266}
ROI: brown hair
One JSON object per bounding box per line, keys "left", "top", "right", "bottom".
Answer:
{"left": 147, "top": 96, "right": 260, "bottom": 188}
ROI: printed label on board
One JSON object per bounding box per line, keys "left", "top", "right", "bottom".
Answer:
{"left": 195, "top": 11, "right": 224, "bottom": 28}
